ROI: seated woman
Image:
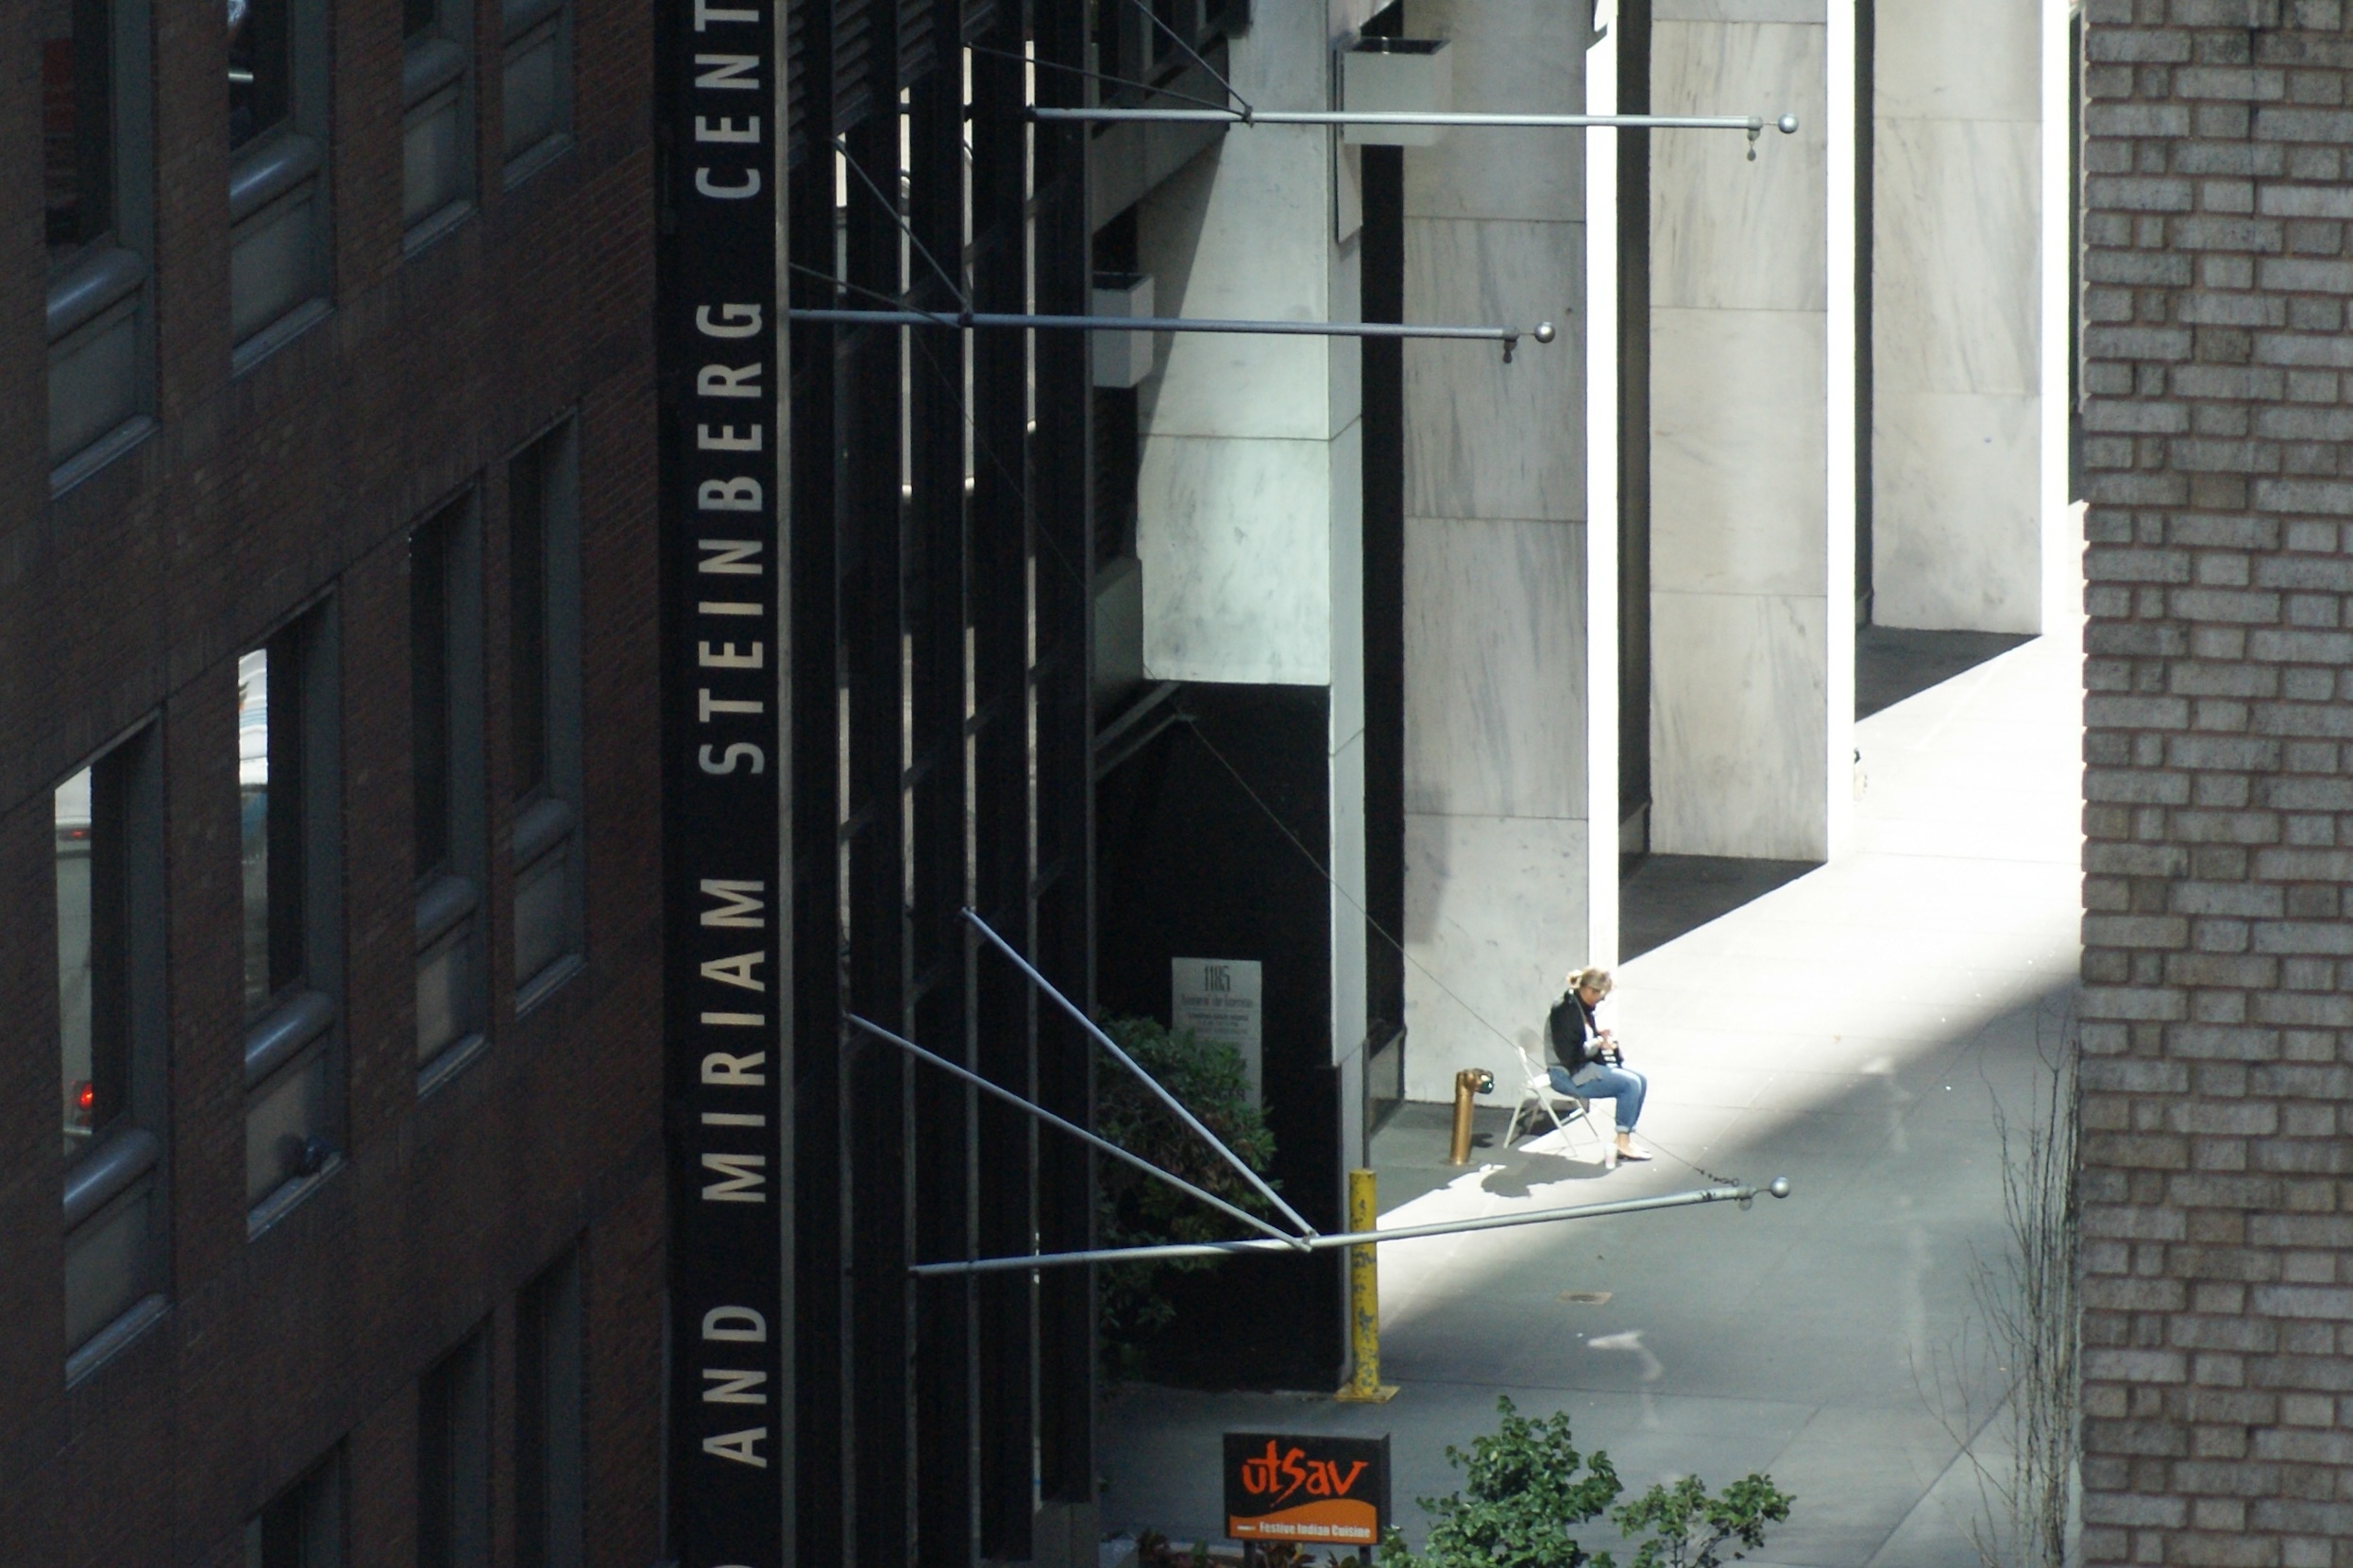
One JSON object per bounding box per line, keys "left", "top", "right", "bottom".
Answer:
{"left": 1546, "top": 967, "right": 1651, "bottom": 1163}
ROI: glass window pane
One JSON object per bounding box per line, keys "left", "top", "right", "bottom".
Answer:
{"left": 239, "top": 648, "right": 273, "bottom": 1013}
{"left": 42, "top": 0, "right": 115, "bottom": 259}
{"left": 510, "top": 448, "right": 548, "bottom": 799}
{"left": 57, "top": 766, "right": 95, "bottom": 1155}
{"left": 228, "top": 0, "right": 290, "bottom": 149}
{"left": 412, "top": 519, "right": 452, "bottom": 876}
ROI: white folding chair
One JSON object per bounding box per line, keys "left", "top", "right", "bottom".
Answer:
{"left": 1500, "top": 1044, "right": 1611, "bottom": 1162}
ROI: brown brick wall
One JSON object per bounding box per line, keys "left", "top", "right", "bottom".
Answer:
{"left": 2080, "top": 3, "right": 2353, "bottom": 1564}
{"left": 0, "top": 0, "right": 665, "bottom": 1553}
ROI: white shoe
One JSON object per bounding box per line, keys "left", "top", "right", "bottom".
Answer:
{"left": 1614, "top": 1143, "right": 1652, "bottom": 1163}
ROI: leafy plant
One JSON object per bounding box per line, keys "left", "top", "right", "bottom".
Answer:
{"left": 1094, "top": 1015, "right": 1279, "bottom": 1374}
{"left": 1380, "top": 1398, "right": 1792, "bottom": 1568}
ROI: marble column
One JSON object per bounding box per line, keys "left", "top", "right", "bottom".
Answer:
{"left": 1647, "top": 0, "right": 1852, "bottom": 862}
{"left": 1134, "top": 2, "right": 1368, "bottom": 1075}
{"left": 1870, "top": 0, "right": 2041, "bottom": 633}
{"left": 1398, "top": 0, "right": 1591, "bottom": 1101}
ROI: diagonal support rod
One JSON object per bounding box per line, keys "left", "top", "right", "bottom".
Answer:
{"left": 909, "top": 1178, "right": 1794, "bottom": 1277}
{"left": 788, "top": 309, "right": 1556, "bottom": 361}
{"left": 844, "top": 1013, "right": 1309, "bottom": 1249}
{"left": 960, "top": 906, "right": 1320, "bottom": 1239}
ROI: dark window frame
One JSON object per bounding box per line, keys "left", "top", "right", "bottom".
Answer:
{"left": 414, "top": 496, "right": 490, "bottom": 1089}
{"left": 401, "top": 0, "right": 477, "bottom": 248}
{"left": 499, "top": 0, "right": 571, "bottom": 185}
{"left": 45, "top": 0, "right": 157, "bottom": 492}
{"left": 57, "top": 720, "right": 170, "bottom": 1379}
{"left": 507, "top": 421, "right": 584, "bottom": 1011}
{"left": 516, "top": 1246, "right": 585, "bottom": 1568}
{"left": 248, "top": 1445, "right": 346, "bottom": 1568}
{"left": 241, "top": 599, "right": 346, "bottom": 1232}
{"left": 418, "top": 1325, "right": 492, "bottom": 1568}
{"left": 228, "top": 0, "right": 332, "bottom": 370}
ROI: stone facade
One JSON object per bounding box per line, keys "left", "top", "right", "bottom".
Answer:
{"left": 2078, "top": 3, "right": 2353, "bottom": 1563}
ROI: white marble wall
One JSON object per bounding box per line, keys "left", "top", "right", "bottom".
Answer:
{"left": 1870, "top": 0, "right": 2041, "bottom": 632}
{"left": 1647, "top": 4, "right": 1844, "bottom": 862}
{"left": 1134, "top": 2, "right": 1370, "bottom": 1071}
{"left": 1399, "top": 0, "right": 1592, "bottom": 1102}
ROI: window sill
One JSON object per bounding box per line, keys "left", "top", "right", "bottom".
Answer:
{"left": 232, "top": 297, "right": 332, "bottom": 378}
{"left": 516, "top": 951, "right": 585, "bottom": 1020}
{"left": 63, "top": 1126, "right": 163, "bottom": 1232}
{"left": 247, "top": 1152, "right": 346, "bottom": 1240}
{"left": 51, "top": 414, "right": 159, "bottom": 498}
{"left": 403, "top": 200, "right": 476, "bottom": 259}
{"left": 65, "top": 1292, "right": 168, "bottom": 1388}
{"left": 503, "top": 132, "right": 574, "bottom": 191}
{"left": 418, "top": 1031, "right": 491, "bottom": 1099}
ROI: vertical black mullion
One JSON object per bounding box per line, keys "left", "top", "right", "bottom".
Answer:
{"left": 1854, "top": 0, "right": 1874, "bottom": 628}
{"left": 787, "top": 20, "right": 845, "bottom": 1562}
{"left": 1617, "top": 0, "right": 1652, "bottom": 863}
{"left": 906, "top": 4, "right": 973, "bottom": 1559}
{"left": 967, "top": 5, "right": 1035, "bottom": 1555}
{"left": 842, "top": 75, "right": 911, "bottom": 1568}
{"left": 1360, "top": 127, "right": 1404, "bottom": 1063}
{"left": 1029, "top": 0, "right": 1095, "bottom": 1515}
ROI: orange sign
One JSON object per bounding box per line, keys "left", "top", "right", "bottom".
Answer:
{"left": 1224, "top": 1433, "right": 1390, "bottom": 1546}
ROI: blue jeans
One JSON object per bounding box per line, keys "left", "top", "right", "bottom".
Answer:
{"left": 1549, "top": 1062, "right": 1648, "bottom": 1133}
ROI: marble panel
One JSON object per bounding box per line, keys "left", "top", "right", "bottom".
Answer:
{"left": 1654, "top": 0, "right": 1821, "bottom": 20}
{"left": 1873, "top": 0, "right": 2040, "bottom": 125}
{"left": 1401, "top": 0, "right": 1584, "bottom": 225}
{"left": 1650, "top": 590, "right": 1829, "bottom": 859}
{"left": 1872, "top": 116, "right": 2040, "bottom": 398}
{"left": 1329, "top": 419, "right": 1366, "bottom": 745}
{"left": 1402, "top": 515, "right": 1588, "bottom": 820}
{"left": 1402, "top": 219, "right": 1585, "bottom": 523}
{"left": 1650, "top": 22, "right": 1828, "bottom": 314}
{"left": 1650, "top": 306, "right": 1828, "bottom": 598}
{"left": 1871, "top": 388, "right": 2042, "bottom": 634}
{"left": 1330, "top": 731, "right": 1370, "bottom": 1064}
{"left": 1139, "top": 434, "right": 1334, "bottom": 684}
{"left": 1400, "top": 811, "right": 1590, "bottom": 1101}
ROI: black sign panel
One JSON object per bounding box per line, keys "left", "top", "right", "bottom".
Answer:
{"left": 1224, "top": 1432, "right": 1392, "bottom": 1548}
{"left": 659, "top": 0, "right": 785, "bottom": 1559}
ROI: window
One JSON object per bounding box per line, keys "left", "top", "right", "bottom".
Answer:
{"left": 44, "top": 0, "right": 155, "bottom": 487}
{"left": 241, "top": 606, "right": 344, "bottom": 1224}
{"left": 419, "top": 1328, "right": 491, "bottom": 1568}
{"left": 403, "top": 0, "right": 474, "bottom": 244}
{"left": 499, "top": 0, "right": 568, "bottom": 182}
{"left": 248, "top": 1448, "right": 344, "bottom": 1568}
{"left": 229, "top": 0, "right": 330, "bottom": 365}
{"left": 414, "top": 501, "right": 487, "bottom": 1085}
{"left": 516, "top": 1248, "right": 584, "bottom": 1568}
{"left": 509, "top": 425, "right": 583, "bottom": 1005}
{"left": 58, "top": 725, "right": 168, "bottom": 1375}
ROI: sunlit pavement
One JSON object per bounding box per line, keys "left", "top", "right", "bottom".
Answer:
{"left": 1098, "top": 623, "right": 2084, "bottom": 1567}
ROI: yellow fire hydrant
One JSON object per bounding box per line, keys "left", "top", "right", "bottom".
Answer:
{"left": 1447, "top": 1067, "right": 1496, "bottom": 1165}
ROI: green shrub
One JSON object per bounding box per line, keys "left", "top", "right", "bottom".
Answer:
{"left": 1094, "top": 1015, "right": 1278, "bottom": 1374}
{"left": 1380, "top": 1398, "right": 1792, "bottom": 1568}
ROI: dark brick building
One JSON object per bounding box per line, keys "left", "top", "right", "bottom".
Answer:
{"left": 1, "top": 0, "right": 664, "bottom": 1556}
{"left": 2080, "top": 1, "right": 2353, "bottom": 1562}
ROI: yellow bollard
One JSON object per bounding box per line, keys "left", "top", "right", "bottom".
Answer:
{"left": 1335, "top": 1168, "right": 1400, "bottom": 1403}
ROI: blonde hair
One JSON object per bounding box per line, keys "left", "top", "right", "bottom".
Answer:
{"left": 1567, "top": 966, "right": 1613, "bottom": 998}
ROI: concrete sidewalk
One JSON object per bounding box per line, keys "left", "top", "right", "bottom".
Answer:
{"left": 1098, "top": 626, "right": 2083, "bottom": 1567}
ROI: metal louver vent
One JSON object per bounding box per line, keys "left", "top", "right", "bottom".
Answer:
{"left": 959, "top": 0, "right": 996, "bottom": 43}
{"left": 897, "top": 0, "right": 937, "bottom": 86}
{"left": 833, "top": 0, "right": 877, "bottom": 134}
{"left": 786, "top": 0, "right": 810, "bottom": 168}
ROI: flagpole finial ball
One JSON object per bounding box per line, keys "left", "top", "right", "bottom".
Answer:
{"left": 1533, "top": 321, "right": 1556, "bottom": 344}
{"left": 1768, "top": 1175, "right": 1792, "bottom": 1199}
{"left": 1778, "top": 114, "right": 1800, "bottom": 134}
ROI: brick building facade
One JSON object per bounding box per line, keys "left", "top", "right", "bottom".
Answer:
{"left": 0, "top": 0, "right": 664, "bottom": 1556}
{"left": 2079, "top": 2, "right": 2353, "bottom": 1562}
